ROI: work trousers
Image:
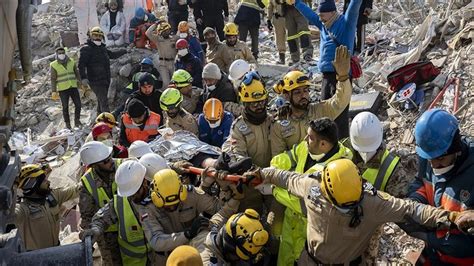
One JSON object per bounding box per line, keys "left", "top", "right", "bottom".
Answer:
{"left": 272, "top": 15, "right": 287, "bottom": 53}
{"left": 168, "top": 11, "right": 188, "bottom": 34}
{"left": 355, "top": 23, "right": 365, "bottom": 53}
{"left": 237, "top": 24, "right": 259, "bottom": 58}
{"left": 90, "top": 83, "right": 110, "bottom": 113}
{"left": 158, "top": 60, "right": 175, "bottom": 90}
{"left": 321, "top": 72, "right": 350, "bottom": 139}
{"left": 285, "top": 7, "right": 312, "bottom": 61}
{"left": 59, "top": 88, "right": 81, "bottom": 124}
{"left": 97, "top": 232, "right": 122, "bottom": 266}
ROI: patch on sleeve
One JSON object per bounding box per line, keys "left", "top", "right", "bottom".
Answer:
{"left": 377, "top": 191, "right": 391, "bottom": 201}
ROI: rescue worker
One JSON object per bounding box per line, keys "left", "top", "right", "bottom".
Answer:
{"left": 100, "top": 0, "right": 126, "bottom": 47}
{"left": 201, "top": 209, "right": 270, "bottom": 264}
{"left": 126, "top": 73, "right": 163, "bottom": 119}
{"left": 134, "top": 169, "right": 240, "bottom": 263}
{"left": 128, "top": 140, "right": 153, "bottom": 159}
{"left": 167, "top": 245, "right": 203, "bottom": 266}
{"left": 146, "top": 21, "right": 178, "bottom": 89}
{"left": 223, "top": 22, "right": 256, "bottom": 63}
{"left": 246, "top": 158, "right": 469, "bottom": 265}
{"left": 119, "top": 99, "right": 161, "bottom": 147}
{"left": 175, "top": 39, "right": 203, "bottom": 89}
{"left": 269, "top": 118, "right": 353, "bottom": 265}
{"left": 344, "top": 0, "right": 373, "bottom": 53}
{"left": 170, "top": 69, "right": 204, "bottom": 114}
{"left": 267, "top": 0, "right": 287, "bottom": 64}
{"left": 50, "top": 47, "right": 82, "bottom": 129}
{"left": 294, "top": 0, "right": 362, "bottom": 139}
{"left": 85, "top": 112, "right": 119, "bottom": 142}
{"left": 166, "top": 0, "right": 191, "bottom": 34}
{"left": 138, "top": 153, "right": 170, "bottom": 181}
{"left": 192, "top": 0, "right": 229, "bottom": 42}
{"left": 15, "top": 164, "right": 80, "bottom": 250}
{"left": 79, "top": 26, "right": 126, "bottom": 113}
{"left": 129, "top": 7, "right": 157, "bottom": 46}
{"left": 177, "top": 21, "right": 204, "bottom": 64}
{"left": 270, "top": 45, "right": 353, "bottom": 156}
{"left": 160, "top": 87, "right": 199, "bottom": 135}
{"left": 80, "top": 160, "right": 154, "bottom": 265}
{"left": 79, "top": 141, "right": 121, "bottom": 265}
{"left": 198, "top": 98, "right": 233, "bottom": 147}
{"left": 234, "top": 0, "right": 265, "bottom": 59}
{"left": 408, "top": 109, "right": 474, "bottom": 264}
{"left": 203, "top": 27, "right": 233, "bottom": 73}
{"left": 125, "top": 58, "right": 162, "bottom": 94}
{"left": 228, "top": 59, "right": 251, "bottom": 90}
{"left": 92, "top": 122, "right": 128, "bottom": 158}
{"left": 202, "top": 62, "right": 242, "bottom": 117}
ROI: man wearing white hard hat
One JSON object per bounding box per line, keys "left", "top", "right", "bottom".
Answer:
{"left": 78, "top": 141, "right": 122, "bottom": 265}
{"left": 139, "top": 153, "right": 170, "bottom": 180}
{"left": 128, "top": 140, "right": 153, "bottom": 159}
{"left": 80, "top": 160, "right": 155, "bottom": 265}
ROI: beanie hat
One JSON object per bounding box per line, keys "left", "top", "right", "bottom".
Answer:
{"left": 139, "top": 73, "right": 155, "bottom": 87}
{"left": 202, "top": 63, "right": 222, "bottom": 80}
{"left": 127, "top": 99, "right": 147, "bottom": 118}
{"left": 203, "top": 27, "right": 216, "bottom": 36}
{"left": 318, "top": 0, "right": 337, "bottom": 13}
{"left": 135, "top": 7, "right": 145, "bottom": 19}
{"left": 166, "top": 245, "right": 203, "bottom": 266}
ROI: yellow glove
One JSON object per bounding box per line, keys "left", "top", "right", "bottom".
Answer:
{"left": 332, "top": 45, "right": 351, "bottom": 81}
{"left": 51, "top": 92, "right": 60, "bottom": 101}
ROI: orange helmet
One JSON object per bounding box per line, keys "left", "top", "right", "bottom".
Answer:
{"left": 203, "top": 98, "right": 224, "bottom": 122}
{"left": 178, "top": 21, "right": 189, "bottom": 33}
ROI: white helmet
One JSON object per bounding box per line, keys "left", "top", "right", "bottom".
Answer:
{"left": 228, "top": 59, "right": 250, "bottom": 88}
{"left": 80, "top": 141, "right": 113, "bottom": 165}
{"left": 129, "top": 140, "right": 152, "bottom": 158}
{"left": 115, "top": 159, "right": 147, "bottom": 197}
{"left": 350, "top": 112, "right": 383, "bottom": 152}
{"left": 139, "top": 153, "right": 169, "bottom": 181}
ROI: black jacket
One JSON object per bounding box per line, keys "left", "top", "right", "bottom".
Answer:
{"left": 193, "top": 0, "right": 229, "bottom": 21}
{"left": 127, "top": 89, "right": 163, "bottom": 120}
{"left": 203, "top": 73, "right": 238, "bottom": 103}
{"left": 175, "top": 54, "right": 203, "bottom": 88}
{"left": 78, "top": 39, "right": 126, "bottom": 86}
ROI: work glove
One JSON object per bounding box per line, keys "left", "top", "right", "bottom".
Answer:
{"left": 184, "top": 214, "right": 210, "bottom": 239}
{"left": 243, "top": 167, "right": 264, "bottom": 186}
{"left": 79, "top": 227, "right": 101, "bottom": 243}
{"left": 332, "top": 45, "right": 351, "bottom": 81}
{"left": 170, "top": 160, "right": 193, "bottom": 175}
{"left": 267, "top": 19, "right": 273, "bottom": 31}
{"left": 51, "top": 92, "right": 60, "bottom": 101}
{"left": 81, "top": 79, "right": 89, "bottom": 86}
{"left": 230, "top": 183, "right": 245, "bottom": 200}
{"left": 454, "top": 210, "right": 474, "bottom": 234}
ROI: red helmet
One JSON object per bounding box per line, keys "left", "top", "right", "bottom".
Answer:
{"left": 92, "top": 122, "right": 113, "bottom": 140}
{"left": 176, "top": 39, "right": 189, "bottom": 49}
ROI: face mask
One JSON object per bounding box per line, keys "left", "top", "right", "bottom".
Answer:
{"left": 432, "top": 164, "right": 455, "bottom": 176}
{"left": 144, "top": 15, "right": 148, "bottom": 22}
{"left": 309, "top": 152, "right": 325, "bottom": 161}
{"left": 206, "top": 84, "right": 216, "bottom": 91}
{"left": 209, "top": 119, "right": 221, "bottom": 129}
{"left": 93, "top": 40, "right": 102, "bottom": 46}
{"left": 177, "top": 49, "right": 188, "bottom": 56}
{"left": 57, "top": 54, "right": 66, "bottom": 60}
{"left": 179, "top": 33, "right": 188, "bottom": 38}
{"left": 359, "top": 150, "right": 377, "bottom": 163}
{"left": 101, "top": 139, "right": 114, "bottom": 148}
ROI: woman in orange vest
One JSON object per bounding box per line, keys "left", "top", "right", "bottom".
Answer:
{"left": 119, "top": 98, "right": 161, "bottom": 147}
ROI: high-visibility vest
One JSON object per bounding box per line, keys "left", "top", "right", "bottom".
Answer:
{"left": 122, "top": 112, "right": 161, "bottom": 144}
{"left": 50, "top": 59, "right": 78, "bottom": 91}
{"left": 241, "top": 0, "right": 264, "bottom": 11}
{"left": 81, "top": 160, "right": 121, "bottom": 232}
{"left": 126, "top": 72, "right": 158, "bottom": 91}
{"left": 362, "top": 149, "right": 400, "bottom": 191}
{"left": 113, "top": 195, "right": 149, "bottom": 266}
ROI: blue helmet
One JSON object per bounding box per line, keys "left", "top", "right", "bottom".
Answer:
{"left": 141, "top": 58, "right": 153, "bottom": 66}
{"left": 135, "top": 7, "right": 145, "bottom": 20}
{"left": 415, "top": 108, "right": 459, "bottom": 160}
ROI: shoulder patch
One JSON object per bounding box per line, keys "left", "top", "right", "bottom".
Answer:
{"left": 280, "top": 120, "right": 290, "bottom": 127}
{"left": 238, "top": 123, "right": 248, "bottom": 132}
{"left": 377, "top": 191, "right": 391, "bottom": 201}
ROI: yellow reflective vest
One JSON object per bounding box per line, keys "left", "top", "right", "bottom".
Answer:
{"left": 81, "top": 160, "right": 121, "bottom": 232}
{"left": 50, "top": 59, "right": 77, "bottom": 91}
{"left": 241, "top": 0, "right": 265, "bottom": 11}
{"left": 271, "top": 141, "right": 353, "bottom": 266}
{"left": 362, "top": 149, "right": 399, "bottom": 192}
{"left": 113, "top": 195, "right": 149, "bottom": 266}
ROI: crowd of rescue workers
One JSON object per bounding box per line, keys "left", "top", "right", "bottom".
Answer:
{"left": 15, "top": 0, "right": 474, "bottom": 265}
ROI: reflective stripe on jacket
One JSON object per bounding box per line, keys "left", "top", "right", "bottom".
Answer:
{"left": 362, "top": 149, "right": 399, "bottom": 191}
{"left": 122, "top": 112, "right": 161, "bottom": 144}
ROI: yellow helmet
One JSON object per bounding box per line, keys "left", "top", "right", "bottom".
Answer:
{"left": 239, "top": 79, "right": 267, "bottom": 103}
{"left": 282, "top": 71, "right": 311, "bottom": 92}
{"left": 18, "top": 164, "right": 46, "bottom": 192}
{"left": 95, "top": 112, "right": 117, "bottom": 128}
{"left": 273, "top": 79, "right": 284, "bottom": 94}
{"left": 320, "top": 159, "right": 363, "bottom": 207}
{"left": 157, "top": 22, "right": 172, "bottom": 33}
{"left": 178, "top": 21, "right": 189, "bottom": 33}
{"left": 150, "top": 169, "right": 187, "bottom": 208}
{"left": 90, "top": 26, "right": 104, "bottom": 37}
{"left": 224, "top": 22, "right": 239, "bottom": 36}
{"left": 225, "top": 209, "right": 269, "bottom": 260}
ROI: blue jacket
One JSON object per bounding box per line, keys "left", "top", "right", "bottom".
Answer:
{"left": 409, "top": 138, "right": 474, "bottom": 263}
{"left": 295, "top": 0, "right": 362, "bottom": 72}
{"left": 128, "top": 13, "right": 157, "bottom": 43}
{"left": 186, "top": 35, "right": 204, "bottom": 64}
{"left": 175, "top": 53, "right": 203, "bottom": 88}
{"left": 198, "top": 111, "right": 233, "bottom": 147}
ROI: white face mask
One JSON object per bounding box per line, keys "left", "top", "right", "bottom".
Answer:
{"left": 101, "top": 139, "right": 114, "bottom": 148}
{"left": 206, "top": 84, "right": 216, "bottom": 91}
{"left": 177, "top": 49, "right": 188, "bottom": 56}
{"left": 57, "top": 54, "right": 66, "bottom": 60}
{"left": 309, "top": 152, "right": 326, "bottom": 161}
{"left": 93, "top": 40, "right": 102, "bottom": 46}
{"left": 359, "top": 150, "right": 377, "bottom": 163}
{"left": 208, "top": 119, "right": 221, "bottom": 129}
{"left": 144, "top": 15, "right": 148, "bottom": 22}
{"left": 432, "top": 164, "right": 455, "bottom": 176}
{"left": 179, "top": 33, "right": 188, "bottom": 38}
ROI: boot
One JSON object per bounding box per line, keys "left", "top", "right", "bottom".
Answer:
{"left": 276, "top": 53, "right": 286, "bottom": 65}
{"left": 252, "top": 52, "right": 259, "bottom": 62}
{"left": 214, "top": 152, "right": 231, "bottom": 171}
{"left": 289, "top": 52, "right": 300, "bottom": 66}
{"left": 228, "top": 157, "right": 253, "bottom": 175}
{"left": 75, "top": 119, "right": 83, "bottom": 128}
{"left": 65, "top": 121, "right": 72, "bottom": 130}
